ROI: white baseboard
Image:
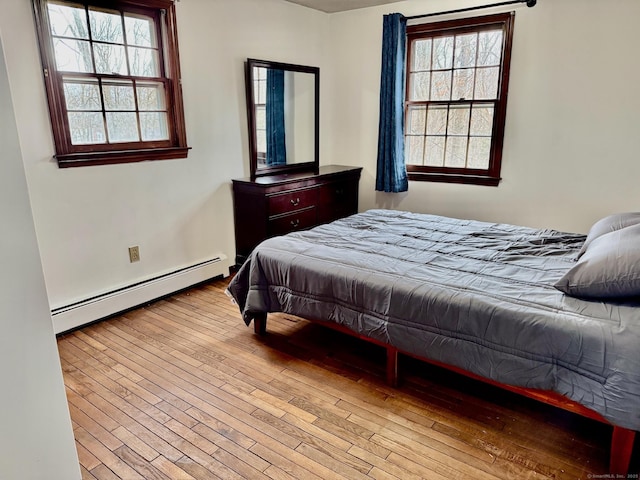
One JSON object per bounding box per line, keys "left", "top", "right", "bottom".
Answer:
{"left": 52, "top": 256, "right": 228, "bottom": 334}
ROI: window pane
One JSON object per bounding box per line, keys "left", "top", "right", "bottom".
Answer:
{"left": 478, "top": 30, "right": 503, "bottom": 67}
{"left": 452, "top": 69, "right": 475, "bottom": 100}
{"left": 425, "top": 136, "right": 445, "bottom": 167}
{"left": 128, "top": 47, "right": 159, "bottom": 77}
{"left": 89, "top": 9, "right": 124, "bottom": 43}
{"left": 48, "top": 3, "right": 88, "bottom": 39}
{"left": 432, "top": 36, "right": 453, "bottom": 70}
{"left": 447, "top": 105, "right": 470, "bottom": 136}
{"left": 68, "top": 112, "right": 106, "bottom": 144}
{"left": 410, "top": 72, "right": 430, "bottom": 101}
{"left": 106, "top": 112, "right": 139, "bottom": 142}
{"left": 430, "top": 70, "right": 451, "bottom": 101}
{"left": 54, "top": 38, "right": 93, "bottom": 73}
{"left": 412, "top": 39, "right": 431, "bottom": 71}
{"left": 93, "top": 43, "right": 127, "bottom": 74}
{"left": 103, "top": 80, "right": 135, "bottom": 111}
{"left": 470, "top": 105, "right": 494, "bottom": 136}
{"left": 454, "top": 33, "right": 477, "bottom": 68}
{"left": 255, "top": 79, "right": 266, "bottom": 104}
{"left": 137, "top": 82, "right": 166, "bottom": 110}
{"left": 444, "top": 136, "right": 468, "bottom": 168}
{"left": 256, "top": 129, "right": 266, "bottom": 154}
{"left": 125, "top": 14, "right": 156, "bottom": 47}
{"left": 407, "top": 105, "right": 426, "bottom": 135}
{"left": 406, "top": 136, "right": 425, "bottom": 166}
{"left": 474, "top": 67, "right": 499, "bottom": 99}
{"left": 140, "top": 112, "right": 168, "bottom": 141}
{"left": 426, "top": 105, "right": 447, "bottom": 135}
{"left": 63, "top": 78, "right": 101, "bottom": 110}
{"left": 468, "top": 137, "right": 491, "bottom": 169}
{"left": 256, "top": 106, "right": 266, "bottom": 130}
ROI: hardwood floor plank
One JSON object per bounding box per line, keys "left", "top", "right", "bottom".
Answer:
{"left": 251, "top": 408, "right": 353, "bottom": 453}
{"left": 191, "top": 422, "right": 270, "bottom": 472}
{"left": 80, "top": 465, "right": 98, "bottom": 480}
{"left": 150, "top": 455, "right": 198, "bottom": 480}
{"left": 346, "top": 445, "right": 423, "bottom": 480}
{"left": 57, "top": 277, "right": 636, "bottom": 479}
{"left": 89, "top": 464, "right": 121, "bottom": 480}
{"left": 313, "top": 418, "right": 390, "bottom": 459}
{"left": 263, "top": 465, "right": 298, "bottom": 480}
{"left": 74, "top": 426, "right": 145, "bottom": 480}
{"left": 66, "top": 386, "right": 121, "bottom": 433}
{"left": 294, "top": 442, "right": 371, "bottom": 480}
{"left": 374, "top": 434, "right": 503, "bottom": 480}
{"left": 247, "top": 443, "right": 324, "bottom": 480}
{"left": 174, "top": 456, "right": 223, "bottom": 480}
{"left": 112, "top": 445, "right": 170, "bottom": 480}
{"left": 111, "top": 426, "right": 160, "bottom": 462}
{"left": 185, "top": 407, "right": 256, "bottom": 450}
{"left": 68, "top": 402, "right": 124, "bottom": 451}
{"left": 75, "top": 441, "right": 101, "bottom": 471}
{"left": 65, "top": 371, "right": 184, "bottom": 462}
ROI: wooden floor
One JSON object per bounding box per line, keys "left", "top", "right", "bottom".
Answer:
{"left": 58, "top": 276, "right": 639, "bottom": 480}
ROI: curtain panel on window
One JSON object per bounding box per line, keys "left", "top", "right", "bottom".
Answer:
{"left": 376, "top": 13, "right": 408, "bottom": 193}
{"left": 266, "top": 68, "right": 287, "bottom": 166}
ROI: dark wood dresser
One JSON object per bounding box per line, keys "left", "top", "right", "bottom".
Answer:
{"left": 232, "top": 165, "right": 362, "bottom": 265}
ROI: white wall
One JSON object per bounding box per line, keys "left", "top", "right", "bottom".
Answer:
{"left": 0, "top": 32, "right": 80, "bottom": 480}
{"left": 0, "top": 0, "right": 327, "bottom": 311}
{"left": 324, "top": 0, "right": 640, "bottom": 233}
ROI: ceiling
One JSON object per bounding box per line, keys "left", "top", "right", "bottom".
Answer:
{"left": 283, "top": 0, "right": 406, "bottom": 13}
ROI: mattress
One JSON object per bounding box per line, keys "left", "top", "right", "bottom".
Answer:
{"left": 227, "top": 209, "right": 640, "bottom": 431}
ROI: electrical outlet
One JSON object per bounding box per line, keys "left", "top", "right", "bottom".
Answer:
{"left": 128, "top": 246, "right": 140, "bottom": 263}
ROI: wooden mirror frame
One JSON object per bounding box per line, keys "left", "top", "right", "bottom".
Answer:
{"left": 245, "top": 58, "right": 320, "bottom": 179}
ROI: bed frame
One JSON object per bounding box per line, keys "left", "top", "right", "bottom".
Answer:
{"left": 252, "top": 313, "right": 636, "bottom": 475}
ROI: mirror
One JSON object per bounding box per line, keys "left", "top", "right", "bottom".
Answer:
{"left": 245, "top": 58, "right": 319, "bottom": 178}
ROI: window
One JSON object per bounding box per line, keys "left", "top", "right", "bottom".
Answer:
{"left": 405, "top": 13, "right": 514, "bottom": 186}
{"left": 253, "top": 66, "right": 267, "bottom": 166}
{"left": 33, "top": 0, "right": 189, "bottom": 167}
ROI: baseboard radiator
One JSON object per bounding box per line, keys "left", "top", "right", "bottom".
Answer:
{"left": 51, "top": 256, "right": 228, "bottom": 334}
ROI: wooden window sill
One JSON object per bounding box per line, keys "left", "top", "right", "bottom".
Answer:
{"left": 56, "top": 146, "right": 191, "bottom": 168}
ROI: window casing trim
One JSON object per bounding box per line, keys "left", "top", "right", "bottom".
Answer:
{"left": 405, "top": 12, "right": 515, "bottom": 186}
{"left": 32, "top": 0, "right": 189, "bottom": 167}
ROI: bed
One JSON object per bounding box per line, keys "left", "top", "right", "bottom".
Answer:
{"left": 227, "top": 209, "right": 640, "bottom": 473}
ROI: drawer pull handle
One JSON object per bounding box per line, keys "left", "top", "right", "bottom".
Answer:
{"left": 290, "top": 198, "right": 301, "bottom": 206}
{"left": 290, "top": 219, "right": 300, "bottom": 228}
{"left": 335, "top": 188, "right": 344, "bottom": 195}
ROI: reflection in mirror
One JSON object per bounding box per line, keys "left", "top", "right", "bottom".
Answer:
{"left": 246, "top": 59, "right": 319, "bottom": 178}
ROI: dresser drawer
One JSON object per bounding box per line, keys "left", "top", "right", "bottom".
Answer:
{"left": 268, "top": 207, "right": 317, "bottom": 236}
{"left": 268, "top": 188, "right": 317, "bottom": 216}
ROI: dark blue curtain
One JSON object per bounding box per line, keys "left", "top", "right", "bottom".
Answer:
{"left": 266, "top": 68, "right": 287, "bottom": 166}
{"left": 376, "top": 13, "right": 408, "bottom": 193}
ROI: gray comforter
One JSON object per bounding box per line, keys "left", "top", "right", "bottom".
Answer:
{"left": 227, "top": 209, "right": 640, "bottom": 431}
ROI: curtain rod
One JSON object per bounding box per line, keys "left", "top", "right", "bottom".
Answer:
{"left": 405, "top": 0, "right": 536, "bottom": 21}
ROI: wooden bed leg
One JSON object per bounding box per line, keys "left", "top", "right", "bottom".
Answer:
{"left": 610, "top": 426, "right": 635, "bottom": 474}
{"left": 253, "top": 313, "right": 267, "bottom": 335}
{"left": 386, "top": 346, "right": 399, "bottom": 388}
